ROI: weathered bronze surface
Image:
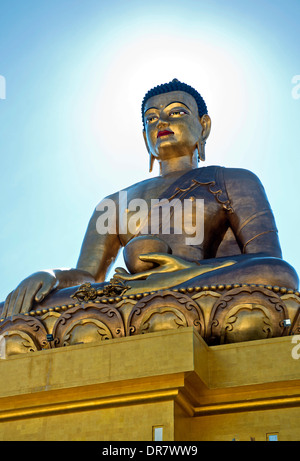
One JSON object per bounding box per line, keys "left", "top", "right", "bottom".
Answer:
{"left": 1, "top": 79, "right": 298, "bottom": 354}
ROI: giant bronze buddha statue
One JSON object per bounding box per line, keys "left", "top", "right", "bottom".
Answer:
{"left": 1, "top": 79, "right": 299, "bottom": 352}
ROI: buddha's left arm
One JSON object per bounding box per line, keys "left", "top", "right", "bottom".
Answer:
{"left": 223, "top": 168, "right": 282, "bottom": 258}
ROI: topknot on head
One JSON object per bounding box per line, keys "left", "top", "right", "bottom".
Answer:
{"left": 141, "top": 79, "right": 208, "bottom": 128}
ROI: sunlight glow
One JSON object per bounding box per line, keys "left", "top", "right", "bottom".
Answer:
{"left": 0, "top": 0, "right": 299, "bottom": 299}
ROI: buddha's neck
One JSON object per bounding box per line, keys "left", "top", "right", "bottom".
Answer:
{"left": 159, "top": 153, "right": 198, "bottom": 177}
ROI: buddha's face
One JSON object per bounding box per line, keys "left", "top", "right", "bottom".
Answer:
{"left": 143, "top": 90, "right": 208, "bottom": 162}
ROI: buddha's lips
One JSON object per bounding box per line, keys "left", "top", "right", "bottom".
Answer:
{"left": 157, "top": 130, "right": 174, "bottom": 138}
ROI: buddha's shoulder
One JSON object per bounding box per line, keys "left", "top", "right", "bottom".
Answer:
{"left": 213, "top": 166, "right": 262, "bottom": 184}
{"left": 101, "top": 176, "right": 162, "bottom": 202}
{"left": 199, "top": 165, "right": 260, "bottom": 184}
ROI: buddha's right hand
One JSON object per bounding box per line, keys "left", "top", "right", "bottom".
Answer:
{"left": 1, "top": 271, "right": 57, "bottom": 319}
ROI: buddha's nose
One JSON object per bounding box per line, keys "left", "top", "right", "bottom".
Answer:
{"left": 157, "top": 118, "right": 169, "bottom": 129}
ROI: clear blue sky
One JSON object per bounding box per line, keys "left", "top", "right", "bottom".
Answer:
{"left": 0, "top": 0, "right": 299, "bottom": 301}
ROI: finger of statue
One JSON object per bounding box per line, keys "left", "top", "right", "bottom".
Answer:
{"left": 114, "top": 254, "right": 190, "bottom": 283}
{"left": 20, "top": 283, "right": 41, "bottom": 314}
{"left": 138, "top": 253, "right": 174, "bottom": 265}
{"left": 34, "top": 278, "right": 56, "bottom": 303}
{"left": 139, "top": 253, "right": 191, "bottom": 271}
{"left": 6, "top": 288, "right": 20, "bottom": 318}
{"left": 12, "top": 287, "right": 29, "bottom": 316}
{"left": 114, "top": 267, "right": 129, "bottom": 275}
{"left": 113, "top": 272, "right": 149, "bottom": 281}
{"left": 1, "top": 291, "right": 13, "bottom": 319}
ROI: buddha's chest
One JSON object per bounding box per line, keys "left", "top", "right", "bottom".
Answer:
{"left": 118, "top": 179, "right": 225, "bottom": 245}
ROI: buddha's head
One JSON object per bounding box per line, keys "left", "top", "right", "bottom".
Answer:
{"left": 142, "top": 79, "right": 211, "bottom": 172}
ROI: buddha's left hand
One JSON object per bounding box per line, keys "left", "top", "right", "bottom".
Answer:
{"left": 112, "top": 253, "right": 236, "bottom": 294}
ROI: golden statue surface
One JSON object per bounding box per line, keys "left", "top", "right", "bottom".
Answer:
{"left": 1, "top": 79, "right": 299, "bottom": 355}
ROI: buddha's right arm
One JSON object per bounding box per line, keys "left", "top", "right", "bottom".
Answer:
{"left": 2, "top": 197, "right": 122, "bottom": 318}
{"left": 76, "top": 197, "right": 122, "bottom": 281}
{"left": 0, "top": 268, "right": 93, "bottom": 319}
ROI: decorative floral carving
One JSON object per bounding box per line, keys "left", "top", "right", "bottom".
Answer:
{"left": 71, "top": 283, "right": 98, "bottom": 302}
{"left": 127, "top": 290, "right": 205, "bottom": 336}
{"left": 0, "top": 284, "right": 299, "bottom": 355}
{"left": 71, "top": 280, "right": 129, "bottom": 302}
{"left": 207, "top": 286, "right": 289, "bottom": 344}
{"left": 51, "top": 303, "right": 125, "bottom": 347}
{"left": 0, "top": 315, "right": 49, "bottom": 356}
{"left": 1, "top": 330, "right": 38, "bottom": 356}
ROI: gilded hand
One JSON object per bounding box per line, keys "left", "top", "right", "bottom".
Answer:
{"left": 1, "top": 271, "right": 57, "bottom": 319}
{"left": 114, "top": 253, "right": 196, "bottom": 281}
{"left": 112, "top": 253, "right": 236, "bottom": 294}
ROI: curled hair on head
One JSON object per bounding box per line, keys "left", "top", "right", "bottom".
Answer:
{"left": 141, "top": 78, "right": 208, "bottom": 128}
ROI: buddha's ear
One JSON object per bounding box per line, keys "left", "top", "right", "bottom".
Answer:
{"left": 143, "top": 130, "right": 149, "bottom": 152}
{"left": 143, "top": 130, "right": 155, "bottom": 173}
{"left": 196, "top": 115, "right": 211, "bottom": 162}
{"left": 199, "top": 114, "right": 211, "bottom": 142}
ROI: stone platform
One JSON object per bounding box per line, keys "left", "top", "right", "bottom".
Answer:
{"left": 0, "top": 328, "right": 299, "bottom": 440}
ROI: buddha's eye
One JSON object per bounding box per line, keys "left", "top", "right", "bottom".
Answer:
{"left": 169, "top": 109, "right": 188, "bottom": 117}
{"left": 145, "top": 115, "right": 158, "bottom": 124}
